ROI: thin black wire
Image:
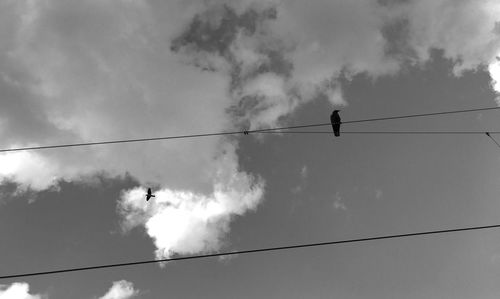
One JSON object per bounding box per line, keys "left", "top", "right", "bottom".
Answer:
{"left": 1, "top": 223, "right": 500, "bottom": 280}
{"left": 1, "top": 106, "right": 499, "bottom": 153}
{"left": 247, "top": 106, "right": 500, "bottom": 132}
{"left": 339, "top": 106, "right": 500, "bottom": 124}
{"left": 0, "top": 131, "right": 238, "bottom": 153}
{"left": 258, "top": 131, "right": 500, "bottom": 135}
{"left": 485, "top": 132, "right": 500, "bottom": 148}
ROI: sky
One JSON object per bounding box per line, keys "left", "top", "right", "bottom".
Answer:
{"left": 1, "top": 0, "right": 500, "bottom": 298}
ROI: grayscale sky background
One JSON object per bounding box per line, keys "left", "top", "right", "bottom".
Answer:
{"left": 1, "top": 0, "right": 500, "bottom": 298}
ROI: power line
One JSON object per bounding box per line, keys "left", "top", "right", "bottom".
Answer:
{"left": 248, "top": 106, "right": 500, "bottom": 133}
{"left": 338, "top": 106, "right": 500, "bottom": 125}
{"left": 1, "top": 223, "right": 500, "bottom": 280}
{"left": 258, "top": 131, "right": 500, "bottom": 135}
{"left": 485, "top": 132, "right": 500, "bottom": 149}
{"left": 0, "top": 131, "right": 238, "bottom": 153}
{"left": 1, "top": 106, "right": 499, "bottom": 153}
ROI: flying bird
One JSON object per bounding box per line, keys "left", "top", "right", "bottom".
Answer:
{"left": 330, "top": 110, "right": 341, "bottom": 137}
{"left": 146, "top": 188, "right": 156, "bottom": 201}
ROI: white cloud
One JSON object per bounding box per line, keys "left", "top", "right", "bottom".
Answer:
{"left": 0, "top": 282, "right": 44, "bottom": 299}
{"left": 270, "top": 0, "right": 400, "bottom": 83}
{"left": 267, "top": 0, "right": 500, "bottom": 105}
{"left": 238, "top": 73, "right": 300, "bottom": 129}
{"left": 0, "top": 0, "right": 266, "bottom": 260}
{"left": 401, "top": 0, "right": 500, "bottom": 74}
{"left": 2, "top": 0, "right": 500, "bottom": 261}
{"left": 387, "top": 0, "right": 500, "bottom": 97}
{"left": 325, "top": 86, "right": 347, "bottom": 106}
{"left": 230, "top": 30, "right": 270, "bottom": 78}
{"left": 0, "top": 281, "right": 138, "bottom": 299}
{"left": 0, "top": 151, "right": 71, "bottom": 192}
{"left": 184, "top": 0, "right": 500, "bottom": 132}
{"left": 98, "top": 280, "right": 138, "bottom": 299}
{"left": 489, "top": 58, "right": 500, "bottom": 101}
{"left": 120, "top": 143, "right": 264, "bottom": 259}
{"left": 0, "top": 0, "right": 231, "bottom": 190}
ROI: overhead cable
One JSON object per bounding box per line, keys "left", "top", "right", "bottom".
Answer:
{"left": 485, "top": 132, "right": 500, "bottom": 149}
{"left": 0, "top": 131, "right": 238, "bottom": 153}
{"left": 258, "top": 131, "right": 500, "bottom": 135}
{"left": 1, "top": 223, "right": 500, "bottom": 280}
{"left": 1, "top": 106, "right": 499, "bottom": 153}
{"left": 337, "top": 106, "right": 500, "bottom": 125}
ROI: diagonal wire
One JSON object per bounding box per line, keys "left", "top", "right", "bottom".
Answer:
{"left": 1, "top": 223, "right": 500, "bottom": 280}
{"left": 0, "top": 131, "right": 239, "bottom": 153}
{"left": 1, "top": 106, "right": 499, "bottom": 153}
{"left": 485, "top": 132, "right": 500, "bottom": 149}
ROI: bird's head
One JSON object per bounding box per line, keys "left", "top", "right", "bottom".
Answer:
{"left": 333, "top": 110, "right": 340, "bottom": 113}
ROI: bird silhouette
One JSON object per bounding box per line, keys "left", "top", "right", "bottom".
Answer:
{"left": 330, "top": 110, "right": 341, "bottom": 137}
{"left": 146, "top": 188, "right": 156, "bottom": 201}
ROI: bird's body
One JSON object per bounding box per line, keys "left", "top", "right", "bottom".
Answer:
{"left": 146, "top": 188, "right": 156, "bottom": 201}
{"left": 330, "top": 110, "right": 341, "bottom": 137}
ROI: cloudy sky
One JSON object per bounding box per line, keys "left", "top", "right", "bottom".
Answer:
{"left": 1, "top": 0, "right": 500, "bottom": 298}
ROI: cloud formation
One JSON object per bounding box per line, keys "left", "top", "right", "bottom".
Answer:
{"left": 398, "top": 0, "right": 500, "bottom": 75}
{"left": 1, "top": 0, "right": 499, "bottom": 259}
{"left": 0, "top": 280, "right": 138, "bottom": 299}
{"left": 0, "top": 0, "right": 265, "bottom": 258}
{"left": 98, "top": 280, "right": 138, "bottom": 299}
{"left": 489, "top": 59, "right": 500, "bottom": 101}
{"left": 120, "top": 143, "right": 264, "bottom": 259}
{"left": 0, "top": 282, "right": 43, "bottom": 299}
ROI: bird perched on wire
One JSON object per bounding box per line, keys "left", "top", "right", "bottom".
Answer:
{"left": 330, "top": 110, "right": 341, "bottom": 137}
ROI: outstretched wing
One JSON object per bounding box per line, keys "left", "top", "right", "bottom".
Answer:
{"left": 148, "top": 188, "right": 152, "bottom": 195}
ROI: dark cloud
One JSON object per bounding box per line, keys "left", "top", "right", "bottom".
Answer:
{"left": 377, "top": 0, "right": 412, "bottom": 7}
{"left": 0, "top": 180, "right": 20, "bottom": 205}
{"left": 171, "top": 4, "right": 277, "bottom": 57}
{"left": 170, "top": 3, "right": 291, "bottom": 81}
{"left": 381, "top": 18, "right": 417, "bottom": 63}
{"left": 170, "top": 3, "right": 295, "bottom": 130}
